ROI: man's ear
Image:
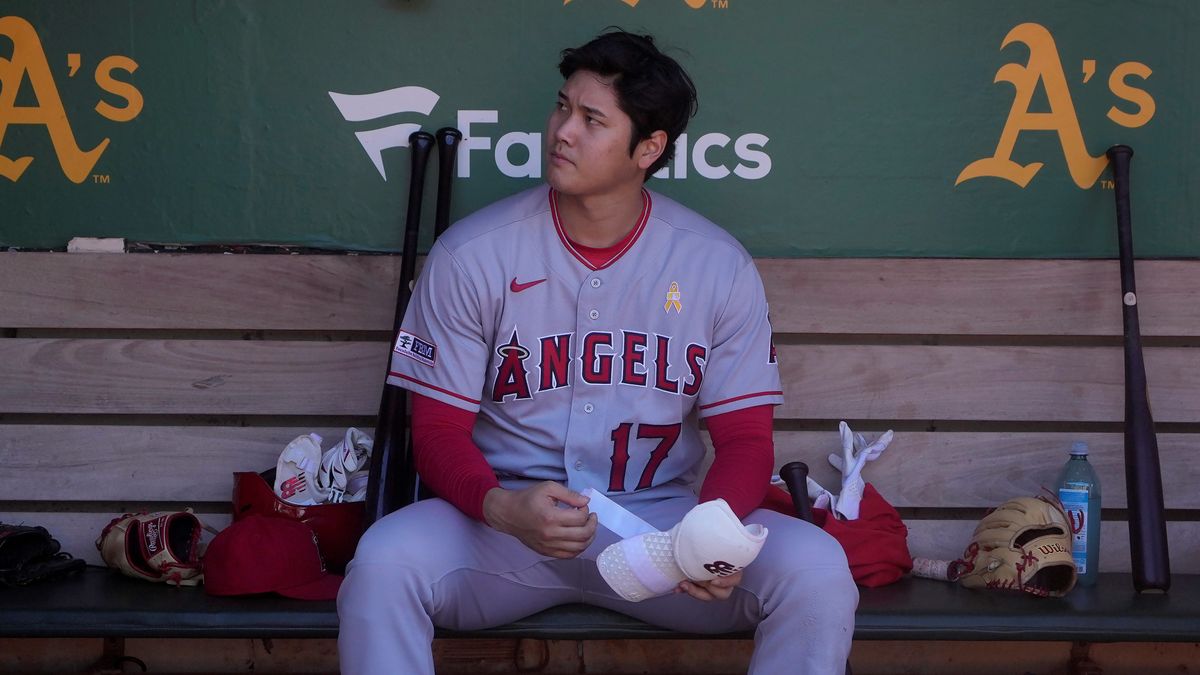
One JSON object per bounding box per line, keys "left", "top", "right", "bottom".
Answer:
{"left": 635, "top": 130, "right": 669, "bottom": 172}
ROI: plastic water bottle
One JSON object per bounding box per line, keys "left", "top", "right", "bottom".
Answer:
{"left": 1056, "top": 441, "right": 1101, "bottom": 586}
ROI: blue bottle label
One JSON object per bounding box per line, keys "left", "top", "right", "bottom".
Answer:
{"left": 1058, "top": 487, "right": 1089, "bottom": 574}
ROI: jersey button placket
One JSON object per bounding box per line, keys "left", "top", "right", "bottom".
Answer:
{"left": 566, "top": 276, "right": 609, "bottom": 490}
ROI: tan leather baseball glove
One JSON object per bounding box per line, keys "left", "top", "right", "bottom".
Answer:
{"left": 96, "top": 509, "right": 209, "bottom": 586}
{"left": 956, "top": 496, "right": 1077, "bottom": 597}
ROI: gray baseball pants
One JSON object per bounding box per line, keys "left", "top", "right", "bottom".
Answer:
{"left": 337, "top": 482, "right": 857, "bottom": 674}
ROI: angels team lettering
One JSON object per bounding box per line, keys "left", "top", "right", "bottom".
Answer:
{"left": 492, "top": 329, "right": 707, "bottom": 402}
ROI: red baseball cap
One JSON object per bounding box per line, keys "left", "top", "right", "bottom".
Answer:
{"left": 203, "top": 515, "right": 343, "bottom": 600}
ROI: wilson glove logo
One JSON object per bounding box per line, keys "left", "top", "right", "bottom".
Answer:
{"left": 328, "top": 86, "right": 440, "bottom": 181}
{"left": 957, "top": 22, "right": 1155, "bottom": 190}
{"left": 0, "top": 16, "right": 143, "bottom": 184}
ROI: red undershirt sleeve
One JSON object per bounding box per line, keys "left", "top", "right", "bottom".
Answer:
{"left": 697, "top": 404, "right": 776, "bottom": 519}
{"left": 410, "top": 393, "right": 500, "bottom": 522}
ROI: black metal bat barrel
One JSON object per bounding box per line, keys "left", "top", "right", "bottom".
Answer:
{"left": 1106, "top": 144, "right": 1170, "bottom": 593}
{"left": 366, "top": 130, "right": 436, "bottom": 526}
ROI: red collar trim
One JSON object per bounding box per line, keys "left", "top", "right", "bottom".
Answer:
{"left": 549, "top": 188, "right": 651, "bottom": 271}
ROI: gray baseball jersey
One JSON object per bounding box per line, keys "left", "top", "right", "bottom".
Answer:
{"left": 387, "top": 184, "right": 782, "bottom": 495}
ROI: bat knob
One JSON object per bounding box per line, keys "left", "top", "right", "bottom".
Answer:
{"left": 1106, "top": 144, "right": 1134, "bottom": 160}
{"left": 778, "top": 461, "right": 815, "bottom": 524}
{"left": 437, "top": 127, "right": 463, "bottom": 153}
{"left": 409, "top": 130, "right": 436, "bottom": 147}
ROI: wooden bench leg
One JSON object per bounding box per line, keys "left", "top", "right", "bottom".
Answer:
{"left": 86, "top": 637, "right": 147, "bottom": 674}
{"left": 1069, "top": 642, "right": 1102, "bottom": 675}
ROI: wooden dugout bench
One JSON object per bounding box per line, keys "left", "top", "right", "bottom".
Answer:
{"left": 1, "top": 251, "right": 1199, "bottom": 673}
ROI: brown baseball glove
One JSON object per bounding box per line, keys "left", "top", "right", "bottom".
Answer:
{"left": 96, "top": 509, "right": 209, "bottom": 586}
{"left": 956, "top": 496, "right": 1077, "bottom": 597}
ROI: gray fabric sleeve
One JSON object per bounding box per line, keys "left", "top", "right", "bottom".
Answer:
{"left": 696, "top": 259, "right": 784, "bottom": 418}
{"left": 386, "top": 242, "right": 488, "bottom": 412}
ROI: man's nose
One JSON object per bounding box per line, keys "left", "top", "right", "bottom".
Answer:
{"left": 554, "top": 114, "right": 579, "bottom": 144}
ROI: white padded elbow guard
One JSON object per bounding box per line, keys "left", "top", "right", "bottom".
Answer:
{"left": 596, "top": 499, "right": 768, "bottom": 602}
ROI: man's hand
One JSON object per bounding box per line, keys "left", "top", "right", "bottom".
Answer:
{"left": 676, "top": 570, "right": 743, "bottom": 602}
{"left": 482, "top": 482, "right": 597, "bottom": 558}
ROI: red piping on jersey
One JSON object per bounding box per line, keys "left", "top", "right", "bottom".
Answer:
{"left": 549, "top": 187, "right": 651, "bottom": 271}
{"left": 698, "top": 390, "right": 784, "bottom": 410}
{"left": 388, "top": 371, "right": 481, "bottom": 405}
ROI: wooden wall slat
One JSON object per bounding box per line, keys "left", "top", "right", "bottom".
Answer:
{"left": 0, "top": 339, "right": 385, "bottom": 415}
{"left": 772, "top": 431, "right": 1199, "bottom": 510}
{"left": 0, "top": 426, "right": 349, "bottom": 501}
{"left": 777, "top": 344, "right": 1199, "bottom": 423}
{"left": 0, "top": 512, "right": 230, "bottom": 567}
{"left": 5, "top": 255, "right": 1200, "bottom": 337}
{"left": 905, "top": 520, "right": 1200, "bottom": 575}
{"left": 759, "top": 258, "right": 1200, "bottom": 336}
{"left": 4, "top": 426, "right": 1196, "bottom": 508}
{"left": 2, "top": 340, "right": 1197, "bottom": 421}
{"left": 4, "top": 512, "right": 1194, "bottom": 574}
{"left": 0, "top": 253, "right": 399, "bottom": 331}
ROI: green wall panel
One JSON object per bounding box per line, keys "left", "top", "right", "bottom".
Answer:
{"left": 1, "top": 1, "right": 1195, "bottom": 257}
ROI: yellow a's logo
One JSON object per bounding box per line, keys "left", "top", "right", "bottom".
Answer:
{"left": 0, "top": 16, "right": 143, "bottom": 183}
{"left": 563, "top": 0, "right": 707, "bottom": 9}
{"left": 957, "top": 23, "right": 1154, "bottom": 189}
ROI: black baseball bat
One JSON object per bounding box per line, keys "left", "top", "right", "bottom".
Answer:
{"left": 1106, "top": 144, "right": 1170, "bottom": 593}
{"left": 778, "top": 461, "right": 814, "bottom": 524}
{"left": 402, "top": 126, "right": 463, "bottom": 504}
{"left": 434, "top": 127, "right": 463, "bottom": 238}
{"left": 779, "top": 460, "right": 853, "bottom": 674}
{"left": 365, "top": 130, "right": 436, "bottom": 526}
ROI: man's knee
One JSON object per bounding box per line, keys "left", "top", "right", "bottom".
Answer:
{"left": 753, "top": 512, "right": 851, "bottom": 571}
{"left": 349, "top": 498, "right": 465, "bottom": 567}
{"left": 745, "top": 514, "right": 859, "bottom": 612}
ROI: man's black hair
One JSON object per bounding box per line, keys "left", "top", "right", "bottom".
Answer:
{"left": 559, "top": 29, "right": 698, "bottom": 178}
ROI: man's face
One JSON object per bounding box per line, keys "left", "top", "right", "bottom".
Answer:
{"left": 545, "top": 70, "right": 657, "bottom": 197}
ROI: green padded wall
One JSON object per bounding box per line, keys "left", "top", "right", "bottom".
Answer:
{"left": 2, "top": 1, "right": 1195, "bottom": 257}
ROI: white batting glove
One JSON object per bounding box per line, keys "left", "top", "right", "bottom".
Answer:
{"left": 315, "top": 427, "right": 374, "bottom": 503}
{"left": 827, "top": 422, "right": 894, "bottom": 520}
{"left": 806, "top": 476, "right": 836, "bottom": 512}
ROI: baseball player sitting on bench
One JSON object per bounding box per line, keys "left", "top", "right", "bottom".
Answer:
{"left": 337, "top": 29, "right": 857, "bottom": 674}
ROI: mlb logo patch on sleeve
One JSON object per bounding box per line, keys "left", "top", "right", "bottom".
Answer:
{"left": 394, "top": 330, "right": 437, "bottom": 367}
